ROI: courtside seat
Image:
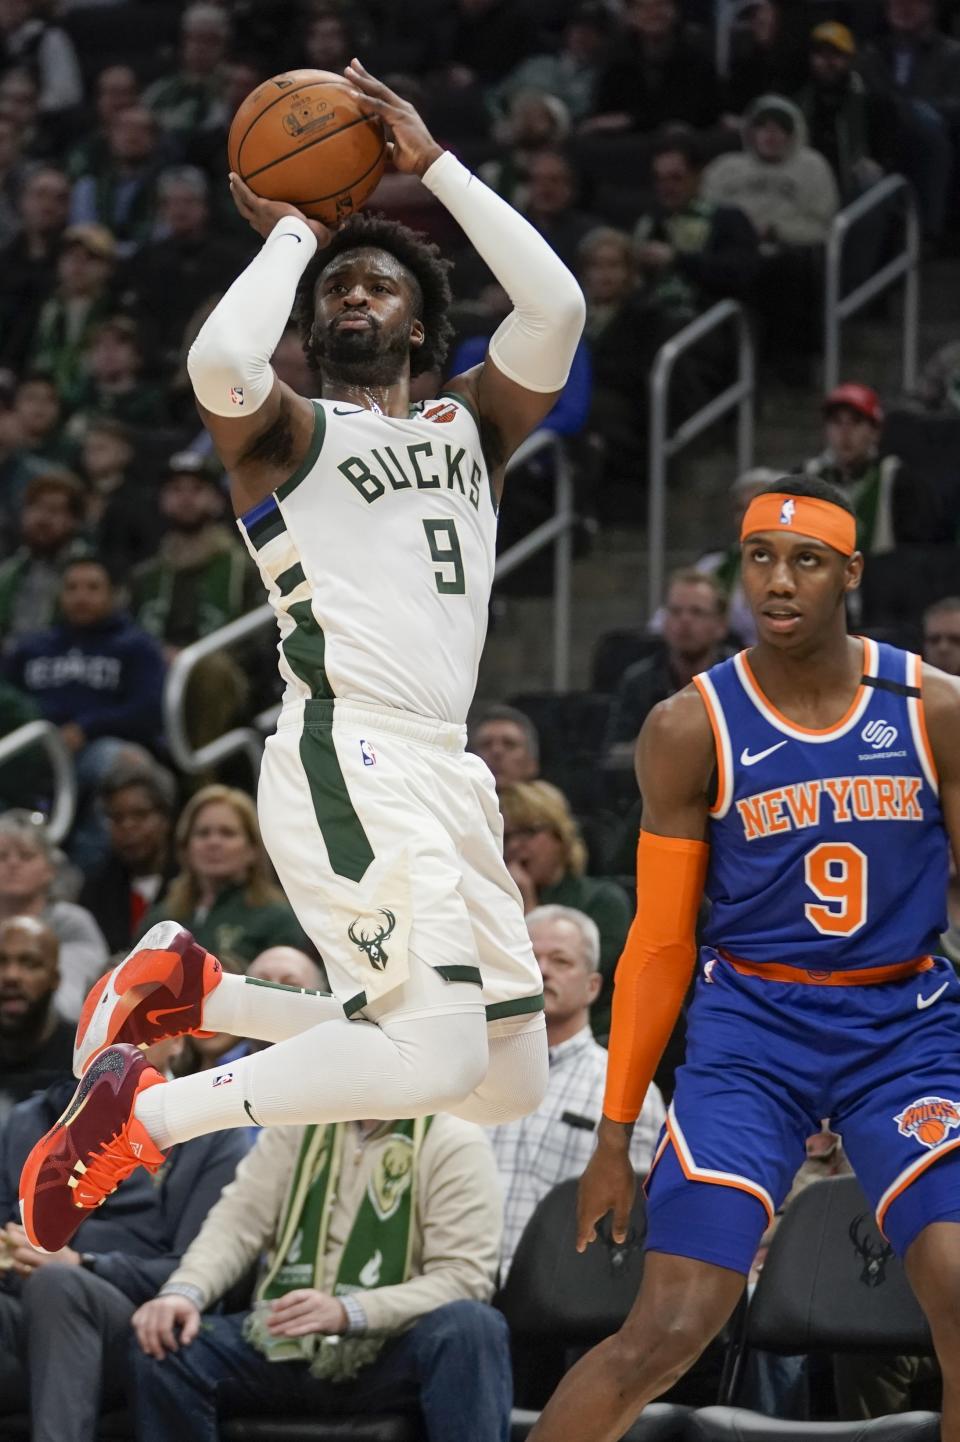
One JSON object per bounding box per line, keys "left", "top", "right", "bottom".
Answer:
{"left": 686, "top": 1409, "right": 940, "bottom": 1442}
{"left": 511, "top": 1404, "right": 692, "bottom": 1441}
{"left": 706, "top": 1176, "right": 937, "bottom": 1442}
{"left": 498, "top": 1178, "right": 691, "bottom": 1439}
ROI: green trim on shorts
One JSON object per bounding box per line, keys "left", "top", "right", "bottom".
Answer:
{"left": 485, "top": 991, "right": 545, "bottom": 1021}
{"left": 299, "top": 718, "right": 375, "bottom": 883}
{"left": 344, "top": 991, "right": 367, "bottom": 1018}
{"left": 276, "top": 400, "right": 326, "bottom": 501}
{"left": 435, "top": 964, "right": 483, "bottom": 988}
{"left": 243, "top": 976, "right": 321, "bottom": 997}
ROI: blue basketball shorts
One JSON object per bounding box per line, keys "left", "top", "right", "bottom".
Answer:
{"left": 645, "top": 950, "right": 960, "bottom": 1274}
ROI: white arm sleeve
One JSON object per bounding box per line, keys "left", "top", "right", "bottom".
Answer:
{"left": 421, "top": 151, "right": 586, "bottom": 393}
{"left": 186, "top": 216, "right": 318, "bottom": 418}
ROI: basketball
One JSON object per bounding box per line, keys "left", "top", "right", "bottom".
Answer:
{"left": 917, "top": 1119, "right": 946, "bottom": 1145}
{"left": 227, "top": 69, "right": 386, "bottom": 227}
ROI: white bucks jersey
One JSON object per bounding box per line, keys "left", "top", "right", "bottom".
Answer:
{"left": 237, "top": 395, "right": 497, "bottom": 724}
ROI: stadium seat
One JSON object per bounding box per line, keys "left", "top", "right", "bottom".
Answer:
{"left": 589, "top": 632, "right": 664, "bottom": 695}
{"left": 686, "top": 1409, "right": 941, "bottom": 1442}
{"left": 709, "top": 1176, "right": 936, "bottom": 1440}
{"left": 511, "top": 1404, "right": 694, "bottom": 1441}
{"left": 858, "top": 545, "right": 960, "bottom": 635}
{"left": 498, "top": 1178, "right": 691, "bottom": 1439}
{"left": 508, "top": 690, "right": 613, "bottom": 812}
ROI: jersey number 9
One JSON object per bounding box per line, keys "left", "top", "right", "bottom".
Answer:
{"left": 423, "top": 519, "right": 465, "bottom": 595}
{"left": 803, "top": 842, "right": 867, "bottom": 937}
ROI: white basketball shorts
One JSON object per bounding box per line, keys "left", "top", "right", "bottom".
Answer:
{"left": 257, "top": 698, "right": 544, "bottom": 1035}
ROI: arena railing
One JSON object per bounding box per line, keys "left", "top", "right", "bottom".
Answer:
{"left": 824, "top": 174, "right": 920, "bottom": 394}
{"left": 647, "top": 298, "right": 755, "bottom": 616}
{"left": 163, "top": 429, "right": 576, "bottom": 777}
{"left": 0, "top": 720, "right": 77, "bottom": 843}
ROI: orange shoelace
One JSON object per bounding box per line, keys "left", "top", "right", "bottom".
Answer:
{"left": 75, "top": 1129, "right": 162, "bottom": 1209}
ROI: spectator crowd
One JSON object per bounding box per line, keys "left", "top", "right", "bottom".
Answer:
{"left": 0, "top": 0, "right": 959, "bottom": 1436}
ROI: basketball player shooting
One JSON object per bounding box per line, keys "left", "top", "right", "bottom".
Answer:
{"left": 19, "top": 62, "right": 586, "bottom": 1252}
{"left": 527, "top": 478, "right": 960, "bottom": 1442}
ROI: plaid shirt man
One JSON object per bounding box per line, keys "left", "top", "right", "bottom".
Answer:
{"left": 489, "top": 1025, "right": 666, "bottom": 1275}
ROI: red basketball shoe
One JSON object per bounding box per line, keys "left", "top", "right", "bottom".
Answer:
{"left": 73, "top": 921, "right": 222, "bottom": 1078}
{"left": 20, "top": 1044, "right": 166, "bottom": 1252}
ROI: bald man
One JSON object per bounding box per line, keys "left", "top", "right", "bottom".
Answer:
{"left": 248, "top": 945, "right": 325, "bottom": 992}
{"left": 0, "top": 916, "right": 74, "bottom": 1121}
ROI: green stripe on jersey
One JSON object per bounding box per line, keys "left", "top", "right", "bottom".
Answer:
{"left": 277, "top": 401, "right": 326, "bottom": 501}
{"left": 276, "top": 561, "right": 306, "bottom": 596}
{"left": 299, "top": 719, "right": 375, "bottom": 883}
{"left": 282, "top": 599, "right": 332, "bottom": 700}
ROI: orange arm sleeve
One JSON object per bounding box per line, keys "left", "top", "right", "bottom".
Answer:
{"left": 602, "top": 830, "right": 709, "bottom": 1124}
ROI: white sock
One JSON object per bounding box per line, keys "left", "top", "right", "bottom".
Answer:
{"left": 200, "top": 972, "right": 345, "bottom": 1042}
{"left": 134, "top": 1009, "right": 489, "bottom": 1150}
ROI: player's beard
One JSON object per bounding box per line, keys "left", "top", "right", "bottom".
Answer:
{"left": 314, "top": 317, "right": 411, "bottom": 387}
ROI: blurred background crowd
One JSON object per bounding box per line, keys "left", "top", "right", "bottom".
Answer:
{"left": 0, "top": 0, "right": 958, "bottom": 1436}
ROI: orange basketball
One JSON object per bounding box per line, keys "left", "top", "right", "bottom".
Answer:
{"left": 917, "top": 1119, "right": 946, "bottom": 1145}
{"left": 227, "top": 69, "right": 386, "bottom": 227}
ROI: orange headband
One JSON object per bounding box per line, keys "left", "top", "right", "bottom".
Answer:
{"left": 741, "top": 493, "right": 856, "bottom": 556}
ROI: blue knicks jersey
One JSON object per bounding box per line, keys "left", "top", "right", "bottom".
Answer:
{"left": 694, "top": 639, "right": 948, "bottom": 971}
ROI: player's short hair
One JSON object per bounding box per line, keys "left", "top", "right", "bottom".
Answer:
{"left": 469, "top": 703, "right": 540, "bottom": 765}
{"left": 666, "top": 566, "right": 727, "bottom": 613}
{"left": 294, "top": 213, "right": 454, "bottom": 378}
{"left": 526, "top": 903, "right": 601, "bottom": 972}
{"left": 756, "top": 474, "right": 856, "bottom": 517}
{"left": 923, "top": 596, "right": 960, "bottom": 625}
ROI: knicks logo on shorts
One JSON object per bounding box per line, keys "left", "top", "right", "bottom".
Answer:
{"left": 894, "top": 1095, "right": 960, "bottom": 1149}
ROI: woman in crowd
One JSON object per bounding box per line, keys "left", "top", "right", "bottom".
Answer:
{"left": 499, "top": 779, "right": 631, "bottom": 1039}
{"left": 0, "top": 809, "right": 107, "bottom": 1019}
{"left": 142, "top": 784, "right": 307, "bottom": 965}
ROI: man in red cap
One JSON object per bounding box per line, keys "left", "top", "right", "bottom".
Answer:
{"left": 801, "top": 381, "right": 927, "bottom": 555}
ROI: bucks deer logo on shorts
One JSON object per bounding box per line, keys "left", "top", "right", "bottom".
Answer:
{"left": 894, "top": 1095, "right": 960, "bottom": 1149}
{"left": 348, "top": 909, "right": 396, "bottom": 971}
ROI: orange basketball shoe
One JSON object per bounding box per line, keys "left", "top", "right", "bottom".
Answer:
{"left": 73, "top": 921, "right": 222, "bottom": 1078}
{"left": 20, "top": 1044, "right": 166, "bottom": 1252}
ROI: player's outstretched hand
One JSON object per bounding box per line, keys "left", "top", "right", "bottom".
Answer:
{"left": 576, "top": 1127, "right": 637, "bottom": 1253}
{"left": 344, "top": 59, "right": 444, "bottom": 178}
{"left": 228, "top": 173, "right": 333, "bottom": 245}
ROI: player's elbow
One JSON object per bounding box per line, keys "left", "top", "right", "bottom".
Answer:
{"left": 556, "top": 273, "right": 586, "bottom": 338}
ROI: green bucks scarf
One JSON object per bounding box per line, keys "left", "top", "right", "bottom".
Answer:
{"left": 244, "top": 1117, "right": 431, "bottom": 1381}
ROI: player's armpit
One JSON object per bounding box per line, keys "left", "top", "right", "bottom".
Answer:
{"left": 919, "top": 664, "right": 960, "bottom": 867}
{"left": 603, "top": 831, "right": 709, "bottom": 1124}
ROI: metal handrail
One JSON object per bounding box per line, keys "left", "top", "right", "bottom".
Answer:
{"left": 647, "top": 299, "right": 755, "bottom": 616}
{"left": 163, "top": 606, "right": 273, "bottom": 776}
{"left": 494, "top": 429, "right": 575, "bottom": 692}
{"left": 824, "top": 174, "right": 920, "bottom": 394}
{"left": 164, "top": 429, "right": 578, "bottom": 773}
{"left": 0, "top": 720, "right": 77, "bottom": 843}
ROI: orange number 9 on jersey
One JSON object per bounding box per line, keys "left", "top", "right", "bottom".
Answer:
{"left": 804, "top": 842, "right": 868, "bottom": 937}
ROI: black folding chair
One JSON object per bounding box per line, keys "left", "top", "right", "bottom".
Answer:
{"left": 706, "top": 1176, "right": 938, "bottom": 1442}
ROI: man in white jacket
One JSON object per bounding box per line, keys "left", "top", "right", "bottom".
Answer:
{"left": 128, "top": 1112, "right": 511, "bottom": 1442}
{"left": 703, "top": 95, "right": 839, "bottom": 376}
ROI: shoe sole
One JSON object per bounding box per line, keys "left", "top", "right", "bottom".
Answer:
{"left": 73, "top": 922, "right": 212, "bottom": 1078}
{"left": 20, "top": 1048, "right": 133, "bottom": 1251}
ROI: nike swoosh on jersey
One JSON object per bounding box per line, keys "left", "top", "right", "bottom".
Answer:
{"left": 917, "top": 981, "right": 950, "bottom": 1010}
{"left": 740, "top": 740, "right": 789, "bottom": 766}
{"left": 332, "top": 406, "right": 364, "bottom": 415}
